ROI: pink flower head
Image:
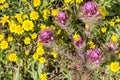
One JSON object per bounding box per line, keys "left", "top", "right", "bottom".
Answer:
{"left": 87, "top": 48, "right": 101, "bottom": 64}
{"left": 55, "top": 11, "right": 68, "bottom": 25}
{"left": 38, "top": 29, "right": 54, "bottom": 43}
{"left": 82, "top": 1, "right": 99, "bottom": 17}
{"left": 107, "top": 42, "right": 117, "bottom": 51}
{"left": 73, "top": 37, "right": 83, "bottom": 47}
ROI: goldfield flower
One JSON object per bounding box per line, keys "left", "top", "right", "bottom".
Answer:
{"left": 82, "top": 1, "right": 99, "bottom": 17}
{"left": 30, "top": 11, "right": 39, "bottom": 20}
{"left": 40, "top": 73, "right": 47, "bottom": 80}
{"left": 3, "top": 2, "right": 9, "bottom": 9}
{"left": 85, "top": 24, "right": 89, "bottom": 30}
{"left": 115, "top": 17, "right": 120, "bottom": 22}
{"left": 38, "top": 28, "right": 54, "bottom": 43}
{"left": 111, "top": 35, "right": 118, "bottom": 43}
{"left": 118, "top": 54, "right": 120, "bottom": 59}
{"left": 55, "top": 11, "right": 69, "bottom": 25}
{"left": 8, "top": 53, "right": 18, "bottom": 62}
{"left": 25, "top": 50, "right": 29, "bottom": 55}
{"left": 22, "top": 20, "right": 34, "bottom": 31}
{"left": 9, "top": 23, "right": 16, "bottom": 33}
{"left": 7, "top": 36, "right": 13, "bottom": 42}
{"left": 87, "top": 48, "right": 101, "bottom": 64}
{"left": 24, "top": 37, "right": 31, "bottom": 45}
{"left": 51, "top": 52, "right": 58, "bottom": 58}
{"left": 0, "top": 34, "right": 4, "bottom": 41}
{"left": 73, "top": 34, "right": 83, "bottom": 47}
{"left": 109, "top": 21, "right": 115, "bottom": 27}
{"left": 110, "top": 62, "right": 120, "bottom": 72}
{"left": 32, "top": 53, "right": 39, "bottom": 60}
{"left": 15, "top": 25, "right": 24, "bottom": 34}
{"left": 0, "top": 40, "right": 8, "bottom": 49}
{"left": 51, "top": 9, "right": 59, "bottom": 16}
{"left": 33, "top": 0, "right": 41, "bottom": 7}
{"left": 88, "top": 41, "right": 95, "bottom": 49}
{"left": 76, "top": 0, "right": 83, "bottom": 3}
{"left": 101, "top": 27, "right": 107, "bottom": 33}
{"left": 40, "top": 24, "right": 47, "bottom": 30}
{"left": 39, "top": 57, "right": 46, "bottom": 64}
{"left": 31, "top": 33, "right": 37, "bottom": 39}
{"left": 15, "top": 13, "right": 22, "bottom": 23}
{"left": 36, "top": 46, "right": 44, "bottom": 56}
{"left": 0, "top": 0, "right": 5, "bottom": 3}
{"left": 0, "top": 15, "right": 9, "bottom": 26}
{"left": 99, "top": 7, "right": 109, "bottom": 17}
{"left": 43, "top": 9, "right": 50, "bottom": 19}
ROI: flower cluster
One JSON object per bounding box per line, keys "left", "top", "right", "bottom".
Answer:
{"left": 87, "top": 48, "right": 101, "bottom": 64}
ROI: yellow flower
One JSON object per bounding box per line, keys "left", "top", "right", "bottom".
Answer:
{"left": 0, "top": 15, "right": 9, "bottom": 26}
{"left": 7, "top": 36, "right": 13, "bottom": 42}
{"left": 8, "top": 53, "right": 18, "bottom": 62}
{"left": 76, "top": 0, "right": 83, "bottom": 3}
{"left": 0, "top": 41, "right": 8, "bottom": 49}
{"left": 3, "top": 2, "right": 9, "bottom": 8}
{"left": 88, "top": 41, "right": 95, "bottom": 49}
{"left": 15, "top": 13, "right": 23, "bottom": 23}
{"left": 23, "top": 14, "right": 27, "bottom": 19}
{"left": 111, "top": 35, "right": 118, "bottom": 43}
{"left": 15, "top": 25, "right": 24, "bottom": 34}
{"left": 22, "top": 20, "right": 34, "bottom": 31}
{"left": 0, "top": 34, "right": 4, "bottom": 41}
{"left": 51, "top": 52, "right": 58, "bottom": 58}
{"left": 43, "top": 9, "right": 50, "bottom": 19}
{"left": 101, "top": 27, "right": 106, "bottom": 33}
{"left": 109, "top": 21, "right": 115, "bottom": 27}
{"left": 31, "top": 33, "right": 37, "bottom": 39}
{"left": 0, "top": 5, "right": 4, "bottom": 10}
{"left": 99, "top": 7, "right": 109, "bottom": 17}
{"left": 50, "top": 25, "right": 55, "bottom": 30}
{"left": 73, "top": 34, "right": 80, "bottom": 41}
{"left": 24, "top": 37, "right": 31, "bottom": 45}
{"left": 9, "top": 23, "right": 16, "bottom": 33}
{"left": 64, "top": 0, "right": 74, "bottom": 4}
{"left": 32, "top": 53, "right": 39, "bottom": 60}
{"left": 30, "top": 11, "right": 39, "bottom": 20}
{"left": 85, "top": 24, "right": 89, "bottom": 30}
{"left": 0, "top": 0, "right": 5, "bottom": 3}
{"left": 51, "top": 9, "right": 59, "bottom": 16}
{"left": 57, "top": 29, "right": 61, "bottom": 35}
{"left": 22, "top": 0, "right": 26, "bottom": 2}
{"left": 110, "top": 62, "right": 120, "bottom": 72}
{"left": 25, "top": 50, "right": 29, "bottom": 55}
{"left": 118, "top": 54, "right": 120, "bottom": 59}
{"left": 37, "top": 42, "right": 43, "bottom": 47}
{"left": 115, "top": 17, "right": 120, "bottom": 23}
{"left": 118, "top": 78, "right": 120, "bottom": 80}
{"left": 39, "top": 57, "right": 46, "bottom": 64}
{"left": 40, "top": 24, "right": 47, "bottom": 30}
{"left": 40, "top": 73, "right": 47, "bottom": 80}
{"left": 36, "top": 46, "right": 44, "bottom": 56}
{"left": 33, "top": 0, "right": 41, "bottom": 7}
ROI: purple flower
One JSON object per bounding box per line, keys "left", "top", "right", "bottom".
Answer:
{"left": 87, "top": 48, "right": 101, "bottom": 64}
{"left": 38, "top": 29, "right": 54, "bottom": 43}
{"left": 73, "top": 37, "right": 83, "bottom": 47}
{"left": 82, "top": 1, "right": 99, "bottom": 17}
{"left": 107, "top": 42, "right": 117, "bottom": 51}
{"left": 55, "top": 11, "right": 68, "bottom": 25}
